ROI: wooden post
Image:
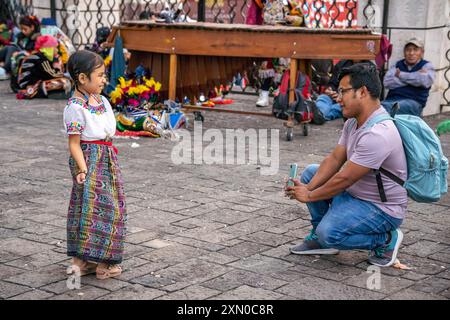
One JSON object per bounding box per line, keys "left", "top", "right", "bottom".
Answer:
{"left": 289, "top": 58, "right": 298, "bottom": 104}
{"left": 169, "top": 54, "right": 177, "bottom": 101}
{"left": 285, "top": 58, "right": 298, "bottom": 127}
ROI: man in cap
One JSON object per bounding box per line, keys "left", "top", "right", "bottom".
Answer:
{"left": 381, "top": 37, "right": 435, "bottom": 116}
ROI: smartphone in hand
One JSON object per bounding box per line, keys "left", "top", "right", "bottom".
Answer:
{"left": 287, "top": 163, "right": 298, "bottom": 187}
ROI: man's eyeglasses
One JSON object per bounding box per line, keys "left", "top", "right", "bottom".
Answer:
{"left": 337, "top": 87, "right": 355, "bottom": 99}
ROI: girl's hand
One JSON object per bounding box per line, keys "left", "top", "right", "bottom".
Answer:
{"left": 76, "top": 172, "right": 86, "bottom": 184}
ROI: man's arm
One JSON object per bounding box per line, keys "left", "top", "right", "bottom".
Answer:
{"left": 398, "top": 62, "right": 435, "bottom": 88}
{"left": 383, "top": 65, "right": 406, "bottom": 90}
{"left": 308, "top": 160, "right": 371, "bottom": 201}
{"left": 306, "top": 144, "right": 347, "bottom": 191}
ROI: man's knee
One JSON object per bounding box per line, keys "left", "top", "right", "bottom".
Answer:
{"left": 398, "top": 100, "right": 422, "bottom": 116}
{"left": 316, "top": 224, "right": 344, "bottom": 248}
{"left": 381, "top": 100, "right": 393, "bottom": 113}
{"left": 300, "top": 164, "right": 319, "bottom": 184}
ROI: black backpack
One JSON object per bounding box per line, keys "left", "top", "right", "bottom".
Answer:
{"left": 272, "top": 70, "right": 313, "bottom": 123}
{"left": 273, "top": 70, "right": 327, "bottom": 125}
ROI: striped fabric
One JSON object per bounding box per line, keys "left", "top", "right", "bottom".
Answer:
{"left": 67, "top": 143, "right": 127, "bottom": 264}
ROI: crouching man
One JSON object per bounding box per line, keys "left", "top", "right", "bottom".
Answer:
{"left": 285, "top": 63, "right": 407, "bottom": 267}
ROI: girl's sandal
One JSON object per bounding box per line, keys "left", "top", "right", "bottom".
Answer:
{"left": 96, "top": 264, "right": 122, "bottom": 280}
{"left": 67, "top": 261, "right": 97, "bottom": 276}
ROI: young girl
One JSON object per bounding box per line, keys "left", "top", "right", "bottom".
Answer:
{"left": 0, "top": 15, "right": 40, "bottom": 79}
{"left": 64, "top": 50, "right": 127, "bottom": 280}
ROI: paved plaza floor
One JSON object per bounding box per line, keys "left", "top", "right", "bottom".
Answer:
{"left": 0, "top": 81, "right": 449, "bottom": 300}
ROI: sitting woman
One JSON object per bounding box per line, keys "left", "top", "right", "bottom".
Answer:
{"left": 0, "top": 15, "right": 41, "bottom": 80}
{"left": 15, "top": 35, "right": 71, "bottom": 99}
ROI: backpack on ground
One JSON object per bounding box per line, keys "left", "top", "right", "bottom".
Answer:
{"left": 272, "top": 70, "right": 314, "bottom": 123}
{"left": 351, "top": 108, "right": 448, "bottom": 203}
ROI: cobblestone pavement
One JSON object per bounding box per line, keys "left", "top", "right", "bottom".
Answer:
{"left": 0, "top": 81, "right": 449, "bottom": 300}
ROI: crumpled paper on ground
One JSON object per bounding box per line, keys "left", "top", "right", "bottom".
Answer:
{"left": 392, "top": 259, "right": 412, "bottom": 270}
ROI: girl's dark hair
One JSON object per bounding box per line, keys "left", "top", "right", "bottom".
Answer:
{"left": 67, "top": 50, "right": 104, "bottom": 88}
{"left": 19, "top": 15, "right": 40, "bottom": 33}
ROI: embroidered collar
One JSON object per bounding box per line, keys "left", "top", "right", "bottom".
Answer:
{"left": 68, "top": 95, "right": 106, "bottom": 115}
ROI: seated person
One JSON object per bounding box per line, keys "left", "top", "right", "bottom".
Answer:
{"left": 0, "top": 15, "right": 41, "bottom": 80}
{"left": 15, "top": 35, "right": 71, "bottom": 99}
{"left": 85, "top": 26, "right": 111, "bottom": 59}
{"left": 381, "top": 37, "right": 435, "bottom": 117}
{"left": 315, "top": 59, "right": 374, "bottom": 121}
{"left": 85, "top": 26, "right": 131, "bottom": 84}
{"left": 314, "top": 59, "right": 354, "bottom": 121}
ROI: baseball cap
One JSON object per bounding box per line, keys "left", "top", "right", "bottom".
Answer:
{"left": 404, "top": 37, "right": 424, "bottom": 49}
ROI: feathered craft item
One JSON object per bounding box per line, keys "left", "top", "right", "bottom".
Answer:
{"left": 109, "top": 75, "right": 162, "bottom": 112}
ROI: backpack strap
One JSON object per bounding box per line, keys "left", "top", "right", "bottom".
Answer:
{"left": 368, "top": 114, "right": 408, "bottom": 202}
{"left": 374, "top": 170, "right": 387, "bottom": 202}
{"left": 379, "top": 167, "right": 405, "bottom": 186}
{"left": 345, "top": 113, "right": 393, "bottom": 134}
{"left": 347, "top": 113, "right": 406, "bottom": 203}
{"left": 363, "top": 114, "right": 393, "bottom": 129}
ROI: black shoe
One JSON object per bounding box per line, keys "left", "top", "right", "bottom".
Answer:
{"left": 311, "top": 102, "right": 326, "bottom": 125}
{"left": 290, "top": 230, "right": 339, "bottom": 255}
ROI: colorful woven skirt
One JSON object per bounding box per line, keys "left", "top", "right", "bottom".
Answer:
{"left": 67, "top": 143, "right": 127, "bottom": 264}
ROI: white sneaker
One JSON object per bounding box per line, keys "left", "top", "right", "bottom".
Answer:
{"left": 256, "top": 90, "right": 269, "bottom": 107}
{"left": 0, "top": 67, "right": 10, "bottom": 80}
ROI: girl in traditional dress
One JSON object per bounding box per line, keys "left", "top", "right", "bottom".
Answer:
{"left": 0, "top": 15, "right": 41, "bottom": 79}
{"left": 14, "top": 35, "right": 71, "bottom": 99}
{"left": 64, "top": 50, "right": 127, "bottom": 280}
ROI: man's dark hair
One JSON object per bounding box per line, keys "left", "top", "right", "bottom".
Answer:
{"left": 338, "top": 62, "right": 381, "bottom": 99}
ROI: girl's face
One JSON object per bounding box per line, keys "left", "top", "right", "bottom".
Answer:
{"left": 79, "top": 64, "right": 107, "bottom": 95}
{"left": 20, "top": 24, "right": 34, "bottom": 37}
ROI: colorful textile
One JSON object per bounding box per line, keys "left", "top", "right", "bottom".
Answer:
{"left": 63, "top": 95, "right": 116, "bottom": 141}
{"left": 66, "top": 121, "right": 84, "bottom": 134}
{"left": 115, "top": 129, "right": 159, "bottom": 138}
{"left": 16, "top": 78, "right": 70, "bottom": 99}
{"left": 246, "top": 0, "right": 264, "bottom": 25}
{"left": 68, "top": 97, "right": 107, "bottom": 115}
{"left": 15, "top": 51, "right": 69, "bottom": 99}
{"left": 40, "top": 24, "right": 76, "bottom": 64}
{"left": 67, "top": 143, "right": 127, "bottom": 264}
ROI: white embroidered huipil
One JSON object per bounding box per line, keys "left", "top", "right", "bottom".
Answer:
{"left": 63, "top": 95, "right": 116, "bottom": 140}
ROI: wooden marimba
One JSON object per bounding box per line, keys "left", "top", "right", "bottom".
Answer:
{"left": 108, "top": 21, "right": 381, "bottom": 120}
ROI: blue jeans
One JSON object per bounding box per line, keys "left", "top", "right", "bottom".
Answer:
{"left": 0, "top": 45, "right": 19, "bottom": 73}
{"left": 315, "top": 94, "right": 342, "bottom": 120}
{"left": 300, "top": 164, "right": 403, "bottom": 250}
{"left": 381, "top": 98, "right": 423, "bottom": 117}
